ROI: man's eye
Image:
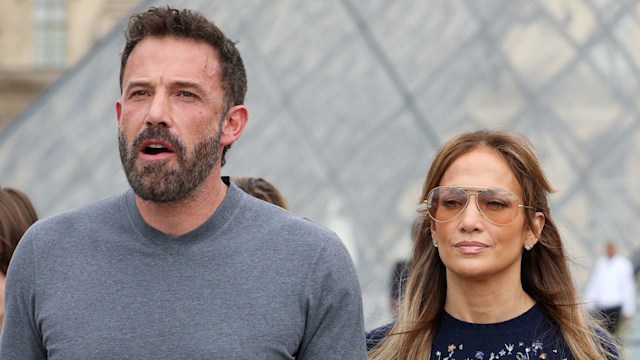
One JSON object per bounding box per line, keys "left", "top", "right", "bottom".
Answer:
{"left": 178, "top": 91, "right": 195, "bottom": 97}
{"left": 131, "top": 90, "right": 149, "bottom": 97}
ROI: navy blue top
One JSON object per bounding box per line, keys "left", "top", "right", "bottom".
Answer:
{"left": 365, "top": 322, "right": 394, "bottom": 351}
{"left": 366, "top": 304, "right": 617, "bottom": 359}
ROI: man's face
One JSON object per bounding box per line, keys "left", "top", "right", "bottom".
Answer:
{"left": 116, "top": 36, "right": 226, "bottom": 203}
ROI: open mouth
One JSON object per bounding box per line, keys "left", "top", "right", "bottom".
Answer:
{"left": 143, "top": 143, "right": 172, "bottom": 155}
{"left": 138, "top": 140, "right": 177, "bottom": 159}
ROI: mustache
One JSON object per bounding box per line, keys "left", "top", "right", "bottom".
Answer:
{"left": 131, "top": 127, "right": 185, "bottom": 156}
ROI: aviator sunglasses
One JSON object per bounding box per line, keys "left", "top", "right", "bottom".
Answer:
{"left": 418, "top": 186, "right": 536, "bottom": 225}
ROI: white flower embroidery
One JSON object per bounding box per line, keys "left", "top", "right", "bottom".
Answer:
{"left": 505, "top": 344, "right": 514, "bottom": 355}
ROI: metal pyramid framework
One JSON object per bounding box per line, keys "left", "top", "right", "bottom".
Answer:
{"left": 2, "top": 0, "right": 640, "bottom": 327}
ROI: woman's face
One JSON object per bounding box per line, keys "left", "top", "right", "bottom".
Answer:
{"left": 430, "top": 147, "right": 544, "bottom": 283}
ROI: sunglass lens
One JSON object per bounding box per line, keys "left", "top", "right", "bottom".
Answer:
{"left": 477, "top": 189, "right": 519, "bottom": 224}
{"left": 429, "top": 187, "right": 468, "bottom": 222}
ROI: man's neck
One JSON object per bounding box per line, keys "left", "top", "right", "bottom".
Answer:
{"left": 134, "top": 175, "right": 228, "bottom": 237}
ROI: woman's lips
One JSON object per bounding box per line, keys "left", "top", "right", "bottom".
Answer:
{"left": 455, "top": 241, "right": 489, "bottom": 254}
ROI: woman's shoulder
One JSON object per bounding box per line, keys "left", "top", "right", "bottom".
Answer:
{"left": 365, "top": 322, "right": 394, "bottom": 351}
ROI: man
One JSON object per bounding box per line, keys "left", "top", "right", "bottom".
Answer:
{"left": 0, "top": 6, "right": 366, "bottom": 359}
{"left": 584, "top": 240, "right": 637, "bottom": 335}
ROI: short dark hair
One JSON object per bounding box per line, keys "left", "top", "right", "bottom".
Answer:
{"left": 119, "top": 6, "right": 247, "bottom": 166}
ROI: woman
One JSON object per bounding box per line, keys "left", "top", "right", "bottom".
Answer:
{"left": 367, "top": 130, "right": 617, "bottom": 359}
{"left": 0, "top": 186, "right": 38, "bottom": 332}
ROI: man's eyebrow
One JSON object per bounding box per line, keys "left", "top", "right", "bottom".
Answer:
{"left": 173, "top": 81, "right": 206, "bottom": 92}
{"left": 123, "top": 81, "right": 206, "bottom": 92}
{"left": 123, "top": 80, "right": 151, "bottom": 92}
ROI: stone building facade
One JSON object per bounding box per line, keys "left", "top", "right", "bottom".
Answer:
{"left": 0, "top": 0, "right": 140, "bottom": 128}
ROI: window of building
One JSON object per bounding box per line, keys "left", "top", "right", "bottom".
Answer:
{"left": 33, "top": 0, "right": 66, "bottom": 68}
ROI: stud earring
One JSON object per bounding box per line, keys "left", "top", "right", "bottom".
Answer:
{"left": 433, "top": 240, "right": 438, "bottom": 248}
{"left": 524, "top": 243, "right": 533, "bottom": 251}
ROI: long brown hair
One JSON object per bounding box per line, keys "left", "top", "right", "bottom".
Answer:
{"left": 0, "top": 187, "right": 38, "bottom": 275}
{"left": 370, "top": 129, "right": 615, "bottom": 359}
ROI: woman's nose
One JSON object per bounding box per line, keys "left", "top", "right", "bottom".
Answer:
{"left": 458, "top": 193, "right": 484, "bottom": 230}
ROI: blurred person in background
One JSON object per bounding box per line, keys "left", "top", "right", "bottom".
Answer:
{"left": 232, "top": 176, "right": 289, "bottom": 209}
{"left": 388, "top": 217, "right": 423, "bottom": 318}
{"left": 388, "top": 260, "right": 409, "bottom": 318}
{"left": 0, "top": 6, "right": 365, "bottom": 359}
{"left": 367, "top": 130, "right": 618, "bottom": 359}
{"left": 584, "top": 240, "right": 636, "bottom": 335}
{"left": 0, "top": 186, "right": 38, "bottom": 333}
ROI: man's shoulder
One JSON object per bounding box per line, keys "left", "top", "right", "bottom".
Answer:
{"left": 268, "top": 208, "right": 343, "bottom": 250}
{"left": 29, "top": 192, "right": 128, "bottom": 235}
{"left": 615, "top": 255, "right": 635, "bottom": 271}
{"left": 11, "top": 192, "right": 130, "bottom": 271}
{"left": 235, "top": 194, "right": 349, "bottom": 258}
{"left": 238, "top": 193, "right": 339, "bottom": 239}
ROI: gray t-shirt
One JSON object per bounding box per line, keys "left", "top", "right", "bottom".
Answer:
{"left": 0, "top": 179, "right": 366, "bottom": 359}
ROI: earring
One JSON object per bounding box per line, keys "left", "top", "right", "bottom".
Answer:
{"left": 433, "top": 240, "right": 438, "bottom": 248}
{"left": 524, "top": 243, "right": 533, "bottom": 251}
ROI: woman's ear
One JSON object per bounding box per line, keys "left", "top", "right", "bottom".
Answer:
{"left": 528, "top": 211, "right": 545, "bottom": 246}
{"left": 430, "top": 220, "right": 438, "bottom": 240}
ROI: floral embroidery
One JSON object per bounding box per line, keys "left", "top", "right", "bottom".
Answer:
{"left": 505, "top": 344, "right": 515, "bottom": 355}
{"left": 433, "top": 339, "right": 566, "bottom": 359}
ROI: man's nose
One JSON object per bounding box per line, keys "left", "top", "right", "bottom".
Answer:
{"left": 146, "top": 94, "right": 172, "bottom": 127}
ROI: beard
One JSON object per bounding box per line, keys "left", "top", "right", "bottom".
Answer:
{"left": 118, "top": 126, "right": 221, "bottom": 203}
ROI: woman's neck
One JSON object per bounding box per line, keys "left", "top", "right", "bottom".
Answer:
{"left": 444, "top": 273, "right": 535, "bottom": 323}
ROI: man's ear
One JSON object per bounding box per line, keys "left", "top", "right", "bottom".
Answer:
{"left": 219, "top": 105, "right": 248, "bottom": 146}
{"left": 116, "top": 99, "right": 123, "bottom": 125}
